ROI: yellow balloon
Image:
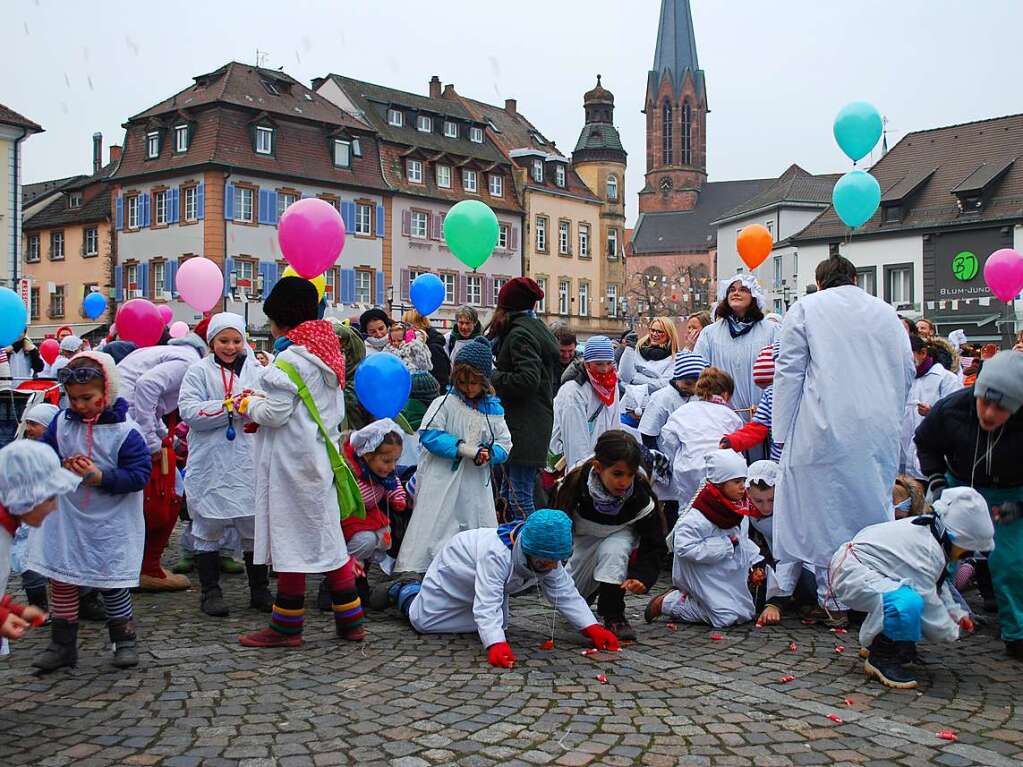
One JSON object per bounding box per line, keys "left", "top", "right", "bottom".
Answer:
{"left": 281, "top": 266, "right": 326, "bottom": 301}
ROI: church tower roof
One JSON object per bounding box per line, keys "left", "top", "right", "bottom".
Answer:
{"left": 573, "top": 75, "right": 626, "bottom": 164}
{"left": 647, "top": 0, "right": 706, "bottom": 103}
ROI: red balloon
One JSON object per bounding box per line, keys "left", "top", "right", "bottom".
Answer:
{"left": 39, "top": 338, "right": 60, "bottom": 366}
{"left": 116, "top": 299, "right": 164, "bottom": 348}
{"left": 737, "top": 225, "right": 773, "bottom": 271}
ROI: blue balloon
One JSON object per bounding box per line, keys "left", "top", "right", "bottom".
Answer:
{"left": 410, "top": 273, "right": 444, "bottom": 316}
{"left": 82, "top": 291, "right": 108, "bottom": 320}
{"left": 354, "top": 352, "right": 412, "bottom": 419}
{"left": 0, "top": 287, "right": 28, "bottom": 348}
{"left": 833, "top": 170, "right": 881, "bottom": 228}
{"left": 833, "top": 101, "right": 883, "bottom": 162}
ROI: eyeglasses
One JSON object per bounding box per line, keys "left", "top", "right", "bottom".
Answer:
{"left": 57, "top": 367, "right": 105, "bottom": 386}
{"left": 649, "top": 328, "right": 667, "bottom": 336}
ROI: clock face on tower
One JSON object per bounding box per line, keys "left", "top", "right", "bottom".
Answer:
{"left": 660, "top": 176, "right": 673, "bottom": 192}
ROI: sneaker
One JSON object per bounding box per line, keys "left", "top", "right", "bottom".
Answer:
{"left": 238, "top": 627, "right": 302, "bottom": 648}
{"left": 604, "top": 616, "right": 637, "bottom": 643}
{"left": 644, "top": 590, "right": 671, "bottom": 624}
{"left": 863, "top": 636, "right": 918, "bottom": 689}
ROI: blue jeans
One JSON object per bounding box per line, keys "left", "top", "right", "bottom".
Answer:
{"left": 498, "top": 463, "right": 539, "bottom": 521}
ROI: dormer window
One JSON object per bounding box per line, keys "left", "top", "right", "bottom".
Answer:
{"left": 470, "top": 126, "right": 484, "bottom": 143}
{"left": 417, "top": 115, "right": 433, "bottom": 133}
{"left": 486, "top": 118, "right": 501, "bottom": 134}
{"left": 407, "top": 159, "right": 423, "bottom": 184}
{"left": 388, "top": 108, "right": 404, "bottom": 127}
{"left": 333, "top": 139, "right": 351, "bottom": 168}
{"left": 260, "top": 79, "right": 281, "bottom": 96}
{"left": 174, "top": 125, "right": 189, "bottom": 153}
{"left": 146, "top": 131, "right": 160, "bottom": 159}
{"left": 255, "top": 126, "right": 274, "bottom": 155}
{"left": 555, "top": 165, "right": 566, "bottom": 188}
{"left": 882, "top": 204, "right": 902, "bottom": 224}
{"left": 444, "top": 121, "right": 458, "bottom": 138}
{"left": 531, "top": 159, "right": 543, "bottom": 183}
{"left": 67, "top": 192, "right": 83, "bottom": 209}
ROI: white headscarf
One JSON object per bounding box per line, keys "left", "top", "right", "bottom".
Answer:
{"left": 716, "top": 273, "right": 766, "bottom": 312}
{"left": 0, "top": 440, "right": 81, "bottom": 515}
{"left": 704, "top": 449, "right": 748, "bottom": 484}
{"left": 745, "top": 460, "right": 780, "bottom": 488}
{"left": 349, "top": 418, "right": 404, "bottom": 456}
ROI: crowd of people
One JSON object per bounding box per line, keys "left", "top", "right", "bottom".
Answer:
{"left": 1, "top": 254, "right": 1021, "bottom": 692}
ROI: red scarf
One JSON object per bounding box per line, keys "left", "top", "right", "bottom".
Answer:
{"left": 0, "top": 503, "right": 19, "bottom": 538}
{"left": 692, "top": 482, "right": 745, "bottom": 529}
{"left": 585, "top": 364, "right": 618, "bottom": 407}
{"left": 286, "top": 320, "right": 346, "bottom": 386}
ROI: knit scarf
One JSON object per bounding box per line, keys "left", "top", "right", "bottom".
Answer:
{"left": 0, "top": 503, "right": 18, "bottom": 538}
{"left": 915, "top": 356, "right": 935, "bottom": 379}
{"left": 726, "top": 315, "right": 757, "bottom": 339}
{"left": 585, "top": 364, "right": 618, "bottom": 407}
{"left": 284, "top": 320, "right": 347, "bottom": 386}
{"left": 365, "top": 335, "right": 389, "bottom": 352}
{"left": 586, "top": 466, "right": 635, "bottom": 516}
{"left": 639, "top": 344, "right": 671, "bottom": 362}
{"left": 692, "top": 482, "right": 744, "bottom": 529}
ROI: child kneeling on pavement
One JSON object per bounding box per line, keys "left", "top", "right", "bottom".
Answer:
{"left": 828, "top": 486, "right": 993, "bottom": 689}
{"left": 377, "top": 508, "right": 620, "bottom": 668}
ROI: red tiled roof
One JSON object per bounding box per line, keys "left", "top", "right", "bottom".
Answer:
{"left": 0, "top": 102, "right": 42, "bottom": 132}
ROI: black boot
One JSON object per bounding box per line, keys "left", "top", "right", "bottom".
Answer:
{"left": 79, "top": 589, "right": 106, "bottom": 622}
{"left": 355, "top": 575, "right": 371, "bottom": 608}
{"left": 108, "top": 618, "right": 139, "bottom": 669}
{"left": 25, "top": 585, "right": 50, "bottom": 625}
{"left": 244, "top": 552, "right": 273, "bottom": 613}
{"left": 863, "top": 635, "right": 918, "bottom": 689}
{"left": 195, "top": 551, "right": 229, "bottom": 617}
{"left": 32, "top": 619, "right": 78, "bottom": 673}
{"left": 317, "top": 578, "right": 332, "bottom": 612}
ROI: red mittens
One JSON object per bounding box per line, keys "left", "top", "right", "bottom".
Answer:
{"left": 581, "top": 624, "right": 621, "bottom": 652}
{"left": 487, "top": 641, "right": 517, "bottom": 668}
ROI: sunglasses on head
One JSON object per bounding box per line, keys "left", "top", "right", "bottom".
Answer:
{"left": 57, "top": 367, "right": 105, "bottom": 386}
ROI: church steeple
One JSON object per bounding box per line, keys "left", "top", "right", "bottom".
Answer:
{"left": 640, "top": 0, "right": 709, "bottom": 215}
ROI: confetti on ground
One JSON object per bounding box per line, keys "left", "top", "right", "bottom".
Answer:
{"left": 801, "top": 619, "right": 816, "bottom": 625}
{"left": 830, "top": 627, "right": 848, "bottom": 635}
{"left": 937, "top": 731, "right": 958, "bottom": 742}
{"left": 580, "top": 648, "right": 598, "bottom": 656}
{"left": 843, "top": 697, "right": 855, "bottom": 706}
{"left": 709, "top": 632, "right": 724, "bottom": 641}
{"left": 778, "top": 675, "right": 795, "bottom": 683}
{"left": 788, "top": 642, "right": 798, "bottom": 652}
{"left": 596, "top": 674, "right": 608, "bottom": 684}
{"left": 835, "top": 645, "right": 846, "bottom": 654}
{"left": 540, "top": 640, "right": 554, "bottom": 650}
{"left": 826, "top": 714, "right": 844, "bottom": 724}
{"left": 666, "top": 623, "right": 678, "bottom": 631}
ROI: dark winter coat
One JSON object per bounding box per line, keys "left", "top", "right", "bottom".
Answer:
{"left": 491, "top": 313, "right": 559, "bottom": 466}
{"left": 423, "top": 326, "right": 451, "bottom": 389}
{"left": 915, "top": 387, "right": 1023, "bottom": 491}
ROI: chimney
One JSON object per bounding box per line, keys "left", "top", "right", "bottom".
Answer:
{"left": 429, "top": 75, "right": 441, "bottom": 99}
{"left": 442, "top": 83, "right": 456, "bottom": 98}
{"left": 505, "top": 98, "right": 517, "bottom": 115}
{"left": 109, "top": 145, "right": 122, "bottom": 164}
{"left": 92, "top": 132, "right": 103, "bottom": 174}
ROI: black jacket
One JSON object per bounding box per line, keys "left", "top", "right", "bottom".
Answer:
{"left": 915, "top": 387, "right": 1023, "bottom": 491}
{"left": 423, "top": 326, "right": 451, "bottom": 389}
{"left": 9, "top": 339, "right": 44, "bottom": 376}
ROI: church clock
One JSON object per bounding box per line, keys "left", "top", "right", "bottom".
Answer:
{"left": 660, "top": 176, "right": 673, "bottom": 192}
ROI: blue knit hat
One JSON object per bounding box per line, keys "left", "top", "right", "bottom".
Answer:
{"left": 454, "top": 335, "right": 493, "bottom": 379}
{"left": 672, "top": 351, "right": 708, "bottom": 380}
{"left": 582, "top": 335, "right": 614, "bottom": 363}
{"left": 519, "top": 509, "right": 573, "bottom": 561}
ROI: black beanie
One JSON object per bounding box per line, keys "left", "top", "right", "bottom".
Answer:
{"left": 359, "top": 308, "right": 392, "bottom": 331}
{"left": 263, "top": 276, "right": 318, "bottom": 329}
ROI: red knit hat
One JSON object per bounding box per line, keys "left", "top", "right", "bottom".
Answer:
{"left": 193, "top": 314, "right": 211, "bottom": 343}
{"left": 752, "top": 342, "right": 777, "bottom": 388}
{"left": 498, "top": 277, "right": 544, "bottom": 311}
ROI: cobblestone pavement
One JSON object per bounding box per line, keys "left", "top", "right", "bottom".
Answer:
{"left": 2, "top": 557, "right": 1021, "bottom": 767}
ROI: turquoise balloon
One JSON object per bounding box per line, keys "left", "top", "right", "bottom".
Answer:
{"left": 833, "top": 170, "right": 881, "bottom": 228}
{"left": 833, "top": 101, "right": 883, "bottom": 162}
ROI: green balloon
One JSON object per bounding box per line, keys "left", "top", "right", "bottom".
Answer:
{"left": 443, "top": 200, "right": 499, "bottom": 270}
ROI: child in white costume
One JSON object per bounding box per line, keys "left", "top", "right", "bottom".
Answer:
{"left": 178, "top": 312, "right": 272, "bottom": 618}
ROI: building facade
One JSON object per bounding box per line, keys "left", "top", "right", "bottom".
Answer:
{"left": 0, "top": 103, "right": 42, "bottom": 290}
{"left": 109, "top": 62, "right": 389, "bottom": 340}
{"left": 316, "top": 75, "right": 523, "bottom": 328}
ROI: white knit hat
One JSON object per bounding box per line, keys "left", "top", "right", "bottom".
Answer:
{"left": 705, "top": 449, "right": 748, "bottom": 484}
{"left": 934, "top": 487, "right": 995, "bottom": 552}
{"left": 206, "top": 312, "right": 247, "bottom": 345}
{"left": 24, "top": 403, "right": 60, "bottom": 427}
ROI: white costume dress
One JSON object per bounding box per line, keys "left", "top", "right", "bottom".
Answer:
{"left": 408, "top": 525, "right": 597, "bottom": 648}
{"left": 551, "top": 379, "right": 623, "bottom": 470}
{"left": 900, "top": 364, "right": 961, "bottom": 480}
{"left": 773, "top": 285, "right": 914, "bottom": 574}
{"left": 639, "top": 386, "right": 691, "bottom": 501}
{"left": 661, "top": 401, "right": 743, "bottom": 504}
{"left": 178, "top": 353, "right": 263, "bottom": 549}
{"left": 246, "top": 346, "right": 348, "bottom": 573}
{"left": 694, "top": 319, "right": 778, "bottom": 427}
{"left": 618, "top": 346, "right": 675, "bottom": 395}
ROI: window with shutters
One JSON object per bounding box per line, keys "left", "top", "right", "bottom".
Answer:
{"left": 470, "top": 126, "right": 484, "bottom": 143}
{"left": 235, "top": 258, "right": 256, "bottom": 294}
{"left": 26, "top": 234, "right": 40, "bottom": 263}
{"left": 607, "top": 284, "right": 618, "bottom": 318}
{"left": 318, "top": 194, "right": 340, "bottom": 212}
{"left": 154, "top": 190, "right": 169, "bottom": 226}
{"left": 333, "top": 140, "right": 351, "bottom": 168}
{"left": 84, "top": 227, "right": 99, "bottom": 257}
{"left": 558, "top": 220, "right": 570, "bottom": 255}
{"left": 417, "top": 115, "right": 432, "bottom": 133}
{"left": 255, "top": 127, "right": 274, "bottom": 155}
{"left": 152, "top": 261, "right": 166, "bottom": 299}
{"left": 277, "top": 190, "right": 298, "bottom": 220}
{"left": 489, "top": 174, "right": 503, "bottom": 197}
{"left": 607, "top": 228, "right": 619, "bottom": 260}
{"left": 147, "top": 131, "right": 160, "bottom": 159}
{"left": 236, "top": 187, "right": 254, "bottom": 223}
{"left": 126, "top": 264, "right": 139, "bottom": 296}
{"left": 535, "top": 278, "right": 546, "bottom": 313}
{"left": 536, "top": 216, "right": 548, "bottom": 252}
{"left": 441, "top": 273, "right": 456, "bottom": 304}
{"left": 175, "top": 125, "right": 189, "bottom": 153}
{"left": 410, "top": 210, "right": 429, "bottom": 239}
{"left": 444, "top": 121, "right": 458, "bottom": 138}
{"left": 607, "top": 174, "right": 618, "bottom": 201}
{"left": 407, "top": 159, "right": 423, "bottom": 184}
{"left": 466, "top": 275, "right": 482, "bottom": 306}
{"left": 50, "top": 285, "right": 65, "bottom": 318}
{"left": 325, "top": 268, "right": 339, "bottom": 303}
{"left": 532, "top": 159, "right": 543, "bottom": 183}
{"left": 30, "top": 288, "right": 40, "bottom": 320}
{"left": 555, "top": 165, "right": 566, "bottom": 188}
{"left": 127, "top": 195, "right": 140, "bottom": 229}
{"left": 436, "top": 165, "right": 451, "bottom": 188}
{"left": 578, "top": 282, "right": 589, "bottom": 317}
{"left": 183, "top": 186, "right": 198, "bottom": 222}
{"left": 462, "top": 170, "right": 478, "bottom": 193}
{"left": 493, "top": 277, "right": 507, "bottom": 307}
{"left": 355, "top": 203, "right": 372, "bottom": 236}
{"left": 497, "top": 225, "right": 509, "bottom": 250}
{"left": 558, "top": 279, "right": 570, "bottom": 315}
{"left": 388, "top": 109, "right": 404, "bottom": 127}
{"left": 355, "top": 270, "right": 372, "bottom": 304}
{"left": 50, "top": 231, "right": 65, "bottom": 261}
{"left": 579, "top": 224, "right": 590, "bottom": 259}
{"left": 408, "top": 269, "right": 427, "bottom": 297}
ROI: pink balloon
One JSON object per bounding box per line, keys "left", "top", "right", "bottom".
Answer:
{"left": 984, "top": 248, "right": 1023, "bottom": 302}
{"left": 158, "top": 304, "right": 174, "bottom": 326}
{"left": 168, "top": 320, "right": 188, "bottom": 339}
{"left": 278, "top": 198, "right": 346, "bottom": 279}
{"left": 176, "top": 257, "right": 224, "bottom": 312}
{"left": 116, "top": 299, "right": 164, "bottom": 348}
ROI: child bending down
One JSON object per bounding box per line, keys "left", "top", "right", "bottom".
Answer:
{"left": 555, "top": 430, "right": 665, "bottom": 642}
{"left": 26, "top": 352, "right": 151, "bottom": 672}
{"left": 646, "top": 450, "right": 762, "bottom": 628}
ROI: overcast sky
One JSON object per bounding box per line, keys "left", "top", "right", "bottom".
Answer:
{"left": 6, "top": 1, "right": 1022, "bottom": 225}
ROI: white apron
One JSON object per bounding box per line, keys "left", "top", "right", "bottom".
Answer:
{"left": 661, "top": 401, "right": 743, "bottom": 504}
{"left": 693, "top": 319, "right": 778, "bottom": 426}
{"left": 178, "top": 354, "right": 262, "bottom": 522}
{"left": 551, "top": 379, "right": 623, "bottom": 470}
{"left": 26, "top": 416, "right": 145, "bottom": 588}
{"left": 566, "top": 499, "right": 654, "bottom": 599}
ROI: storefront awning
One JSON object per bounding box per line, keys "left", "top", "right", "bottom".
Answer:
{"left": 27, "top": 322, "right": 104, "bottom": 341}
